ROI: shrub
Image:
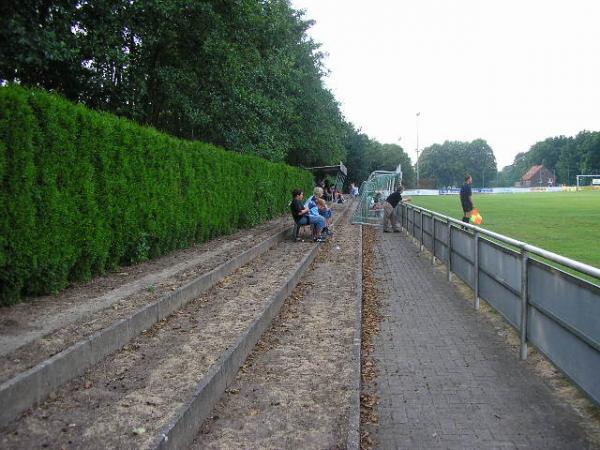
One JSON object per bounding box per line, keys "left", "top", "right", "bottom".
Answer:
{"left": 0, "top": 86, "right": 313, "bottom": 305}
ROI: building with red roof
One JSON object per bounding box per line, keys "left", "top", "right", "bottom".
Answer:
{"left": 519, "top": 165, "right": 556, "bottom": 187}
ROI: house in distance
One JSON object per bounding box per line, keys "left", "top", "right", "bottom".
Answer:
{"left": 518, "top": 165, "right": 556, "bottom": 187}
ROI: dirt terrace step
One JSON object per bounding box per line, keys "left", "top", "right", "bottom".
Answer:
{"left": 1, "top": 239, "right": 318, "bottom": 448}
{"left": 191, "top": 214, "right": 362, "bottom": 450}
{"left": 1, "top": 203, "right": 355, "bottom": 448}
{"left": 0, "top": 215, "right": 297, "bottom": 426}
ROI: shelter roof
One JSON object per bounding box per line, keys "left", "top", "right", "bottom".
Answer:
{"left": 307, "top": 162, "right": 347, "bottom": 177}
{"left": 522, "top": 165, "right": 544, "bottom": 181}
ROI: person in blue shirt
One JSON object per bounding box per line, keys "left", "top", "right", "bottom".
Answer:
{"left": 308, "top": 187, "right": 333, "bottom": 236}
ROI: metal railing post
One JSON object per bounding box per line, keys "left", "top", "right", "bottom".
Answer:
{"left": 412, "top": 208, "right": 416, "bottom": 237}
{"left": 400, "top": 205, "right": 404, "bottom": 231}
{"left": 474, "top": 231, "right": 480, "bottom": 310}
{"left": 520, "top": 248, "right": 529, "bottom": 360}
{"left": 420, "top": 212, "right": 424, "bottom": 251}
{"left": 431, "top": 217, "right": 436, "bottom": 265}
{"left": 447, "top": 221, "right": 452, "bottom": 282}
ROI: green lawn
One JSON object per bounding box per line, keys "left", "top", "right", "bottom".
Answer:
{"left": 410, "top": 191, "right": 600, "bottom": 269}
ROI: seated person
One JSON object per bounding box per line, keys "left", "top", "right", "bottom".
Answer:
{"left": 290, "top": 188, "right": 327, "bottom": 242}
{"left": 317, "top": 197, "right": 332, "bottom": 219}
{"left": 323, "top": 181, "right": 333, "bottom": 201}
{"left": 317, "top": 197, "right": 334, "bottom": 235}
{"left": 373, "top": 191, "right": 383, "bottom": 206}
{"left": 317, "top": 198, "right": 333, "bottom": 225}
{"left": 309, "top": 187, "right": 333, "bottom": 235}
{"left": 307, "top": 186, "right": 323, "bottom": 211}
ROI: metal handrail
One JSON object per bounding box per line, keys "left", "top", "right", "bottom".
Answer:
{"left": 403, "top": 203, "right": 600, "bottom": 280}
{"left": 400, "top": 201, "right": 600, "bottom": 406}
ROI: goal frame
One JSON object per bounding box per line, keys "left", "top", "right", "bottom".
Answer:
{"left": 576, "top": 174, "right": 600, "bottom": 191}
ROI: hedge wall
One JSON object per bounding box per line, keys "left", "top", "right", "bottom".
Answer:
{"left": 0, "top": 86, "right": 314, "bottom": 305}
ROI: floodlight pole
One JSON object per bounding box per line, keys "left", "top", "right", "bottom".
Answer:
{"left": 416, "top": 112, "right": 420, "bottom": 189}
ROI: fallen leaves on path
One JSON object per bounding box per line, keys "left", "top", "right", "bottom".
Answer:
{"left": 360, "top": 227, "right": 383, "bottom": 450}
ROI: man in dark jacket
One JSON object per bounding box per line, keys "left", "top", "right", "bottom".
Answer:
{"left": 383, "top": 185, "right": 410, "bottom": 232}
{"left": 460, "top": 175, "right": 474, "bottom": 224}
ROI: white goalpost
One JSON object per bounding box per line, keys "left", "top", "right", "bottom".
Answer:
{"left": 576, "top": 174, "right": 600, "bottom": 191}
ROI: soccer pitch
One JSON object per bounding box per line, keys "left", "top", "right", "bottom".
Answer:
{"left": 410, "top": 191, "right": 600, "bottom": 269}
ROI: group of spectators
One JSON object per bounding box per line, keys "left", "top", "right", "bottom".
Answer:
{"left": 290, "top": 186, "right": 336, "bottom": 242}
{"left": 290, "top": 181, "right": 419, "bottom": 241}
{"left": 290, "top": 175, "right": 476, "bottom": 242}
{"left": 316, "top": 179, "right": 346, "bottom": 204}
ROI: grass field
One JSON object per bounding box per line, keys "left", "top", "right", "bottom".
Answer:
{"left": 410, "top": 191, "right": 600, "bottom": 269}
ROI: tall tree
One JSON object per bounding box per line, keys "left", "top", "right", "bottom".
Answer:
{"left": 0, "top": 0, "right": 82, "bottom": 98}
{"left": 0, "top": 0, "right": 348, "bottom": 166}
{"left": 465, "top": 139, "right": 496, "bottom": 187}
{"left": 343, "top": 125, "right": 414, "bottom": 188}
{"left": 502, "top": 132, "right": 599, "bottom": 186}
{"left": 418, "top": 139, "right": 497, "bottom": 188}
{"left": 576, "top": 131, "right": 600, "bottom": 175}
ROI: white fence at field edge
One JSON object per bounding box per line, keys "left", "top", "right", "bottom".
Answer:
{"left": 397, "top": 201, "right": 600, "bottom": 407}
{"left": 403, "top": 186, "right": 575, "bottom": 196}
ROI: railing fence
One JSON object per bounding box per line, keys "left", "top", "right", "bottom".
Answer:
{"left": 398, "top": 202, "right": 600, "bottom": 407}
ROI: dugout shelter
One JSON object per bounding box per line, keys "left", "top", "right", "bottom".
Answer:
{"left": 308, "top": 162, "right": 347, "bottom": 199}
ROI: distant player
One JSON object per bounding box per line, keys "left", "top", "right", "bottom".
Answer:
{"left": 460, "top": 175, "right": 474, "bottom": 224}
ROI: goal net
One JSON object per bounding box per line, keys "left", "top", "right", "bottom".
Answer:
{"left": 576, "top": 175, "right": 600, "bottom": 191}
{"left": 351, "top": 167, "right": 403, "bottom": 226}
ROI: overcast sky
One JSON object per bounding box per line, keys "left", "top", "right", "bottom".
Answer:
{"left": 290, "top": 0, "right": 600, "bottom": 169}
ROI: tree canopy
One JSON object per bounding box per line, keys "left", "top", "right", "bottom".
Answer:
{"left": 499, "top": 131, "right": 600, "bottom": 186}
{"left": 343, "top": 123, "right": 415, "bottom": 189}
{"left": 1, "top": 0, "right": 348, "bottom": 165}
{"left": 1, "top": 0, "right": 417, "bottom": 185}
{"left": 418, "top": 139, "right": 497, "bottom": 188}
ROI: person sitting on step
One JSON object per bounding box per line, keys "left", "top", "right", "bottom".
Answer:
{"left": 290, "top": 188, "right": 327, "bottom": 242}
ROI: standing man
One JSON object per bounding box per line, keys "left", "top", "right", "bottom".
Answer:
{"left": 460, "top": 175, "right": 474, "bottom": 224}
{"left": 383, "top": 185, "right": 410, "bottom": 232}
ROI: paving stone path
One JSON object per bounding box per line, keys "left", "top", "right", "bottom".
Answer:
{"left": 365, "top": 231, "right": 598, "bottom": 450}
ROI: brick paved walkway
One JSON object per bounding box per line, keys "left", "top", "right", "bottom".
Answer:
{"left": 366, "top": 232, "right": 598, "bottom": 450}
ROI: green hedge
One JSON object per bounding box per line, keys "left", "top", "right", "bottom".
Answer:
{"left": 0, "top": 86, "right": 313, "bottom": 305}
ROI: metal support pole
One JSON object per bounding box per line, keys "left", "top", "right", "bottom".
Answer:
{"left": 520, "top": 249, "right": 529, "bottom": 360}
{"left": 447, "top": 221, "right": 452, "bottom": 282}
{"left": 412, "top": 208, "right": 416, "bottom": 238}
{"left": 420, "top": 212, "right": 424, "bottom": 251}
{"left": 474, "top": 231, "right": 480, "bottom": 310}
{"left": 432, "top": 217, "right": 436, "bottom": 265}
{"left": 400, "top": 205, "right": 404, "bottom": 231}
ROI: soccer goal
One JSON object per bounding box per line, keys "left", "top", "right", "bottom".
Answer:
{"left": 351, "top": 165, "right": 403, "bottom": 226}
{"left": 576, "top": 175, "right": 600, "bottom": 191}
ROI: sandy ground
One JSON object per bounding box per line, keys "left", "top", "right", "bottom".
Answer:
{"left": 0, "top": 215, "right": 292, "bottom": 383}
{"left": 0, "top": 238, "right": 319, "bottom": 449}
{"left": 192, "top": 210, "right": 361, "bottom": 449}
